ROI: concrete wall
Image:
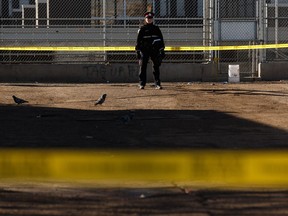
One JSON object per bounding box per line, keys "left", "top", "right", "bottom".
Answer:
{"left": 0, "top": 62, "right": 286, "bottom": 83}
{"left": 259, "top": 62, "right": 288, "bottom": 81}
{"left": 0, "top": 63, "right": 221, "bottom": 83}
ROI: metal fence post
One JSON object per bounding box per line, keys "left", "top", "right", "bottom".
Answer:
{"left": 35, "top": 0, "right": 39, "bottom": 28}
{"left": 275, "top": 0, "right": 279, "bottom": 59}
{"left": 256, "top": 0, "right": 266, "bottom": 75}
{"left": 47, "top": 0, "right": 50, "bottom": 28}
{"left": 103, "top": 0, "right": 107, "bottom": 62}
{"left": 124, "top": 0, "right": 127, "bottom": 27}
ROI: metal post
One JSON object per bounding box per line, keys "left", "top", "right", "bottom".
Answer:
{"left": 35, "top": 0, "right": 39, "bottom": 28}
{"left": 203, "top": 0, "right": 213, "bottom": 61}
{"left": 275, "top": 0, "right": 278, "bottom": 58}
{"left": 8, "top": 0, "right": 12, "bottom": 16}
{"left": 252, "top": 41, "right": 256, "bottom": 77}
{"left": 264, "top": 0, "right": 268, "bottom": 43}
{"left": 103, "top": 0, "right": 107, "bottom": 61}
{"left": 47, "top": 0, "right": 50, "bottom": 28}
{"left": 22, "top": 5, "right": 25, "bottom": 28}
{"left": 256, "top": 0, "right": 266, "bottom": 77}
{"left": 209, "top": 0, "right": 214, "bottom": 61}
{"left": 203, "top": 0, "right": 207, "bottom": 47}
{"left": 203, "top": 0, "right": 207, "bottom": 60}
{"left": 256, "top": 0, "right": 260, "bottom": 76}
{"left": 214, "top": 0, "right": 220, "bottom": 71}
{"left": 123, "top": 0, "right": 127, "bottom": 27}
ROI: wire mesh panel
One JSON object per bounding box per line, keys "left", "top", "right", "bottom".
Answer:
{"left": 215, "top": 0, "right": 288, "bottom": 77}
{"left": 213, "top": 0, "right": 258, "bottom": 77}
{"left": 266, "top": 0, "right": 288, "bottom": 61}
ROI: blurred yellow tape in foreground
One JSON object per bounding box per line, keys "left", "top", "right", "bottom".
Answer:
{"left": 1, "top": 43, "right": 288, "bottom": 51}
{"left": 1, "top": 149, "right": 288, "bottom": 187}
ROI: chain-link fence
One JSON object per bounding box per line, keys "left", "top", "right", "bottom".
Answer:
{"left": 211, "top": 0, "right": 288, "bottom": 77}
{"left": 213, "top": 0, "right": 259, "bottom": 77}
{"left": 0, "top": 0, "right": 208, "bottom": 64}
{"left": 266, "top": 0, "right": 288, "bottom": 62}
{"left": 1, "top": 0, "right": 288, "bottom": 77}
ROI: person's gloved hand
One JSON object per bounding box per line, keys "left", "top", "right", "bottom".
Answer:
{"left": 159, "top": 49, "right": 165, "bottom": 59}
{"left": 136, "top": 50, "right": 142, "bottom": 59}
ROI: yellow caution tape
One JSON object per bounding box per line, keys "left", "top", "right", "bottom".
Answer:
{"left": 0, "top": 43, "right": 288, "bottom": 51}
{"left": 0, "top": 46, "right": 134, "bottom": 51}
{"left": 1, "top": 149, "right": 288, "bottom": 188}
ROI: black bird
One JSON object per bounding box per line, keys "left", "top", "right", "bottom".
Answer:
{"left": 12, "top": 95, "right": 28, "bottom": 105}
{"left": 95, "top": 94, "right": 107, "bottom": 105}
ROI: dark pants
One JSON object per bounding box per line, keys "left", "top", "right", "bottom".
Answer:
{"left": 139, "top": 50, "right": 161, "bottom": 86}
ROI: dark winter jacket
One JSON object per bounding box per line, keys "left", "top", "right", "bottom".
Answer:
{"left": 135, "top": 23, "right": 165, "bottom": 52}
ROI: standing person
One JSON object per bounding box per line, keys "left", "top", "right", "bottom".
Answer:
{"left": 135, "top": 12, "right": 165, "bottom": 90}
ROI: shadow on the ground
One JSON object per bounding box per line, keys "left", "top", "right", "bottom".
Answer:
{"left": 1, "top": 186, "right": 288, "bottom": 216}
{"left": 0, "top": 104, "right": 287, "bottom": 149}
{"left": 1, "top": 104, "right": 288, "bottom": 216}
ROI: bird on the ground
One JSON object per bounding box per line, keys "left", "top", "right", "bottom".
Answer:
{"left": 12, "top": 95, "right": 28, "bottom": 105}
{"left": 95, "top": 94, "right": 107, "bottom": 105}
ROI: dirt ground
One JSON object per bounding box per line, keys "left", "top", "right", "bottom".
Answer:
{"left": 1, "top": 81, "right": 288, "bottom": 215}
